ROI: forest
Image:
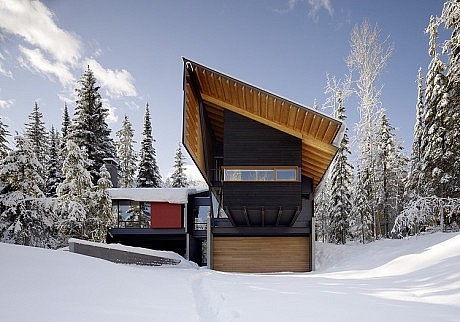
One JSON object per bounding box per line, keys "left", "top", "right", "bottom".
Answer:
{"left": 0, "top": 66, "right": 189, "bottom": 248}
{"left": 315, "top": 2, "right": 460, "bottom": 244}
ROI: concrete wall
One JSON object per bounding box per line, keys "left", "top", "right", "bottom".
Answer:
{"left": 69, "top": 239, "right": 180, "bottom": 266}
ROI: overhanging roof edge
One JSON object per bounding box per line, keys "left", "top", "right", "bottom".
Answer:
{"left": 182, "top": 57, "right": 344, "bottom": 146}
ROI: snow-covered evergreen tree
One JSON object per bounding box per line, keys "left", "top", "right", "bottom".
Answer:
{"left": 0, "top": 115, "right": 10, "bottom": 161}
{"left": 115, "top": 114, "right": 137, "bottom": 188}
{"left": 349, "top": 167, "right": 374, "bottom": 243}
{"left": 56, "top": 140, "right": 94, "bottom": 244}
{"left": 88, "top": 165, "right": 115, "bottom": 242}
{"left": 24, "top": 102, "right": 48, "bottom": 168}
{"left": 374, "top": 109, "right": 408, "bottom": 237}
{"left": 0, "top": 136, "right": 55, "bottom": 247}
{"left": 60, "top": 103, "right": 71, "bottom": 165}
{"left": 169, "top": 143, "right": 188, "bottom": 188}
{"left": 406, "top": 68, "right": 425, "bottom": 202}
{"left": 137, "top": 103, "right": 162, "bottom": 187}
{"left": 347, "top": 20, "right": 393, "bottom": 240}
{"left": 328, "top": 106, "right": 353, "bottom": 244}
{"left": 422, "top": 16, "right": 450, "bottom": 200}
{"left": 45, "top": 126, "right": 61, "bottom": 197}
{"left": 70, "top": 66, "right": 117, "bottom": 184}
{"left": 321, "top": 74, "right": 353, "bottom": 244}
{"left": 440, "top": 0, "right": 460, "bottom": 198}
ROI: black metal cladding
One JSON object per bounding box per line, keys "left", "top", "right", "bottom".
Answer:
{"left": 222, "top": 110, "right": 302, "bottom": 220}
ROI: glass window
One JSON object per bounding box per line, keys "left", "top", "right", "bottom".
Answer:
{"left": 276, "top": 168, "right": 297, "bottom": 181}
{"left": 224, "top": 169, "right": 241, "bottom": 181}
{"left": 140, "top": 202, "right": 151, "bottom": 228}
{"left": 223, "top": 167, "right": 297, "bottom": 182}
{"left": 118, "top": 200, "right": 131, "bottom": 222}
{"left": 115, "top": 200, "right": 151, "bottom": 228}
{"left": 257, "top": 169, "right": 275, "bottom": 181}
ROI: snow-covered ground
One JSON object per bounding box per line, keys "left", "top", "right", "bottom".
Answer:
{"left": 1, "top": 232, "right": 459, "bottom": 322}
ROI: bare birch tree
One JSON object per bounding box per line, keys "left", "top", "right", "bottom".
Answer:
{"left": 347, "top": 20, "right": 393, "bottom": 240}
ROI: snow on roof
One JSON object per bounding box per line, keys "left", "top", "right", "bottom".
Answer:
{"left": 108, "top": 188, "right": 207, "bottom": 204}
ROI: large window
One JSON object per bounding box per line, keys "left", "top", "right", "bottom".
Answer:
{"left": 113, "top": 200, "right": 151, "bottom": 228}
{"left": 222, "top": 166, "right": 299, "bottom": 182}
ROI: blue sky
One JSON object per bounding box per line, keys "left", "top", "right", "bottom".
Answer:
{"left": 0, "top": 0, "right": 447, "bottom": 179}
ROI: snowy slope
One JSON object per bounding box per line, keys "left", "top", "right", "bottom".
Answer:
{"left": 1, "top": 232, "right": 459, "bottom": 322}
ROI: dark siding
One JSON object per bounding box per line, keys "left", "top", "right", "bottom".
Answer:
{"left": 222, "top": 110, "right": 302, "bottom": 214}
{"left": 223, "top": 110, "right": 301, "bottom": 166}
{"left": 223, "top": 182, "right": 300, "bottom": 208}
{"left": 293, "top": 175, "right": 314, "bottom": 227}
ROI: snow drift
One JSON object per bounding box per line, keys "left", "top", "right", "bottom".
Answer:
{"left": 1, "top": 232, "right": 459, "bottom": 322}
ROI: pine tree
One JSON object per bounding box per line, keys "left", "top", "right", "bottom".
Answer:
{"left": 137, "top": 103, "right": 162, "bottom": 187}
{"left": 441, "top": 0, "right": 460, "bottom": 198}
{"left": 406, "top": 68, "right": 425, "bottom": 201}
{"left": 25, "top": 102, "right": 48, "bottom": 167}
{"left": 422, "top": 16, "right": 449, "bottom": 199}
{"left": 170, "top": 143, "right": 188, "bottom": 188}
{"left": 0, "top": 136, "right": 55, "bottom": 247}
{"left": 88, "top": 165, "right": 114, "bottom": 242}
{"left": 347, "top": 20, "right": 393, "bottom": 240}
{"left": 116, "top": 114, "right": 137, "bottom": 188}
{"left": 375, "top": 109, "right": 408, "bottom": 237}
{"left": 56, "top": 140, "right": 94, "bottom": 243}
{"left": 322, "top": 74, "right": 353, "bottom": 244}
{"left": 45, "top": 126, "right": 61, "bottom": 197}
{"left": 70, "top": 66, "right": 117, "bottom": 184}
{"left": 328, "top": 105, "right": 353, "bottom": 244}
{"left": 349, "top": 167, "right": 374, "bottom": 243}
{"left": 0, "top": 115, "right": 10, "bottom": 161}
{"left": 60, "top": 103, "right": 71, "bottom": 164}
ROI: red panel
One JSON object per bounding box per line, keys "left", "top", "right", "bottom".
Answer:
{"left": 150, "top": 202, "right": 183, "bottom": 228}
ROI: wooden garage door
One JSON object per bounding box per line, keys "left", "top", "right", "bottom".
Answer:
{"left": 213, "top": 236, "right": 310, "bottom": 273}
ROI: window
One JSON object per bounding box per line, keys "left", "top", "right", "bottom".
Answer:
{"left": 275, "top": 168, "right": 297, "bottom": 181}
{"left": 193, "top": 205, "right": 210, "bottom": 230}
{"left": 222, "top": 166, "right": 299, "bottom": 182}
{"left": 113, "top": 200, "right": 151, "bottom": 228}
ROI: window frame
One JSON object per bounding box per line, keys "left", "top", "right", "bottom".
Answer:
{"left": 222, "top": 166, "right": 299, "bottom": 182}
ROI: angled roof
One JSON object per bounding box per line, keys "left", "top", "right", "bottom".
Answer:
{"left": 182, "top": 58, "right": 344, "bottom": 188}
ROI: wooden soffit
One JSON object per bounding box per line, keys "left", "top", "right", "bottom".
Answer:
{"left": 182, "top": 58, "right": 344, "bottom": 188}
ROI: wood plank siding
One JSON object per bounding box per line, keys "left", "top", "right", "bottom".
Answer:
{"left": 213, "top": 236, "right": 311, "bottom": 272}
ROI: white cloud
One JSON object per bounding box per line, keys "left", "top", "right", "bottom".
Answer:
{"left": 0, "top": 0, "right": 81, "bottom": 65}
{"left": 274, "top": 0, "right": 333, "bottom": 21}
{"left": 86, "top": 58, "right": 137, "bottom": 98}
{"left": 102, "top": 99, "right": 119, "bottom": 124}
{"left": 18, "top": 45, "right": 75, "bottom": 86}
{"left": 0, "top": 98, "right": 14, "bottom": 109}
{"left": 307, "top": 0, "right": 333, "bottom": 21}
{"left": 125, "top": 100, "right": 141, "bottom": 110}
{"left": 0, "top": 52, "right": 13, "bottom": 78}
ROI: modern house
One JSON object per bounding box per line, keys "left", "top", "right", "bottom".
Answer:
{"left": 107, "top": 188, "right": 211, "bottom": 266}
{"left": 107, "top": 59, "right": 343, "bottom": 273}
{"left": 182, "top": 58, "right": 344, "bottom": 272}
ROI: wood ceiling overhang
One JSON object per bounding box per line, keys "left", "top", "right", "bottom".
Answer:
{"left": 182, "top": 58, "right": 344, "bottom": 189}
